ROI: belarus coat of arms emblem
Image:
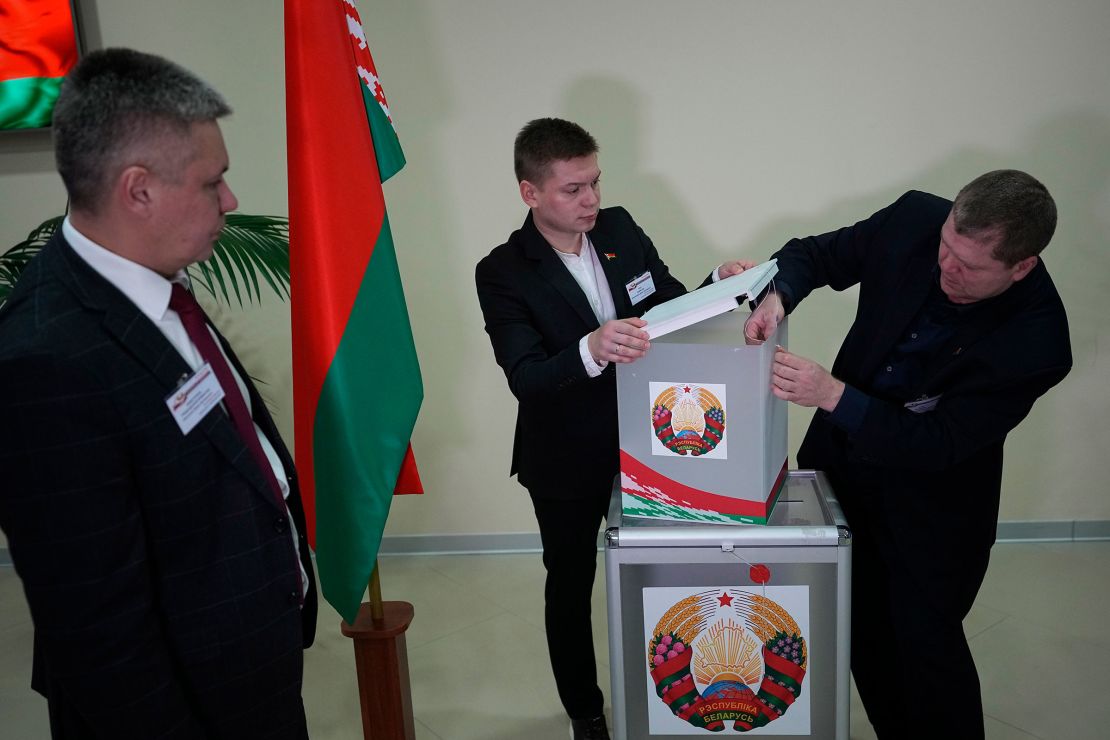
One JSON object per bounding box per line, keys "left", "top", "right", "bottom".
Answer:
{"left": 651, "top": 383, "right": 726, "bottom": 457}
{"left": 647, "top": 588, "right": 808, "bottom": 733}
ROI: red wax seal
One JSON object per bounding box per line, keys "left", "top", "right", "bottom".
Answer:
{"left": 749, "top": 564, "right": 771, "bottom": 584}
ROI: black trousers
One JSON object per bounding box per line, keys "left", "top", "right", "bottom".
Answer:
{"left": 529, "top": 484, "right": 611, "bottom": 721}
{"left": 833, "top": 471, "right": 989, "bottom": 740}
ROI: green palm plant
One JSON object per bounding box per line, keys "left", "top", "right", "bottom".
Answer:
{"left": 0, "top": 213, "right": 290, "bottom": 308}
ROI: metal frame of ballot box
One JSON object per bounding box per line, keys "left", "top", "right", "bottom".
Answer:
{"left": 604, "top": 470, "right": 851, "bottom": 739}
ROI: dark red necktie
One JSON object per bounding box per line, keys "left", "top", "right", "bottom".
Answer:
{"left": 169, "top": 284, "right": 304, "bottom": 600}
{"left": 170, "top": 283, "right": 285, "bottom": 503}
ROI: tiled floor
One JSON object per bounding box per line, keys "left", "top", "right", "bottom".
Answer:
{"left": 2, "top": 541, "right": 1109, "bottom": 739}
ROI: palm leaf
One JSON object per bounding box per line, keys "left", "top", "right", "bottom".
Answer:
{"left": 0, "top": 213, "right": 290, "bottom": 309}
{"left": 190, "top": 213, "right": 290, "bottom": 306}
{"left": 0, "top": 216, "right": 63, "bottom": 307}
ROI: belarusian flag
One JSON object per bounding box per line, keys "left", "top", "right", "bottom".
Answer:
{"left": 0, "top": 0, "right": 79, "bottom": 130}
{"left": 286, "top": 0, "right": 423, "bottom": 625}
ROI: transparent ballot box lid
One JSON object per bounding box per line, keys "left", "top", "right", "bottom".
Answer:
{"left": 606, "top": 470, "right": 849, "bottom": 549}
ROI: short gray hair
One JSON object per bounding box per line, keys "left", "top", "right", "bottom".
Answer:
{"left": 951, "top": 169, "right": 1057, "bottom": 266}
{"left": 52, "top": 48, "right": 231, "bottom": 212}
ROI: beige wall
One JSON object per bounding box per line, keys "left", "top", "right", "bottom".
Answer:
{"left": 2, "top": 0, "right": 1108, "bottom": 550}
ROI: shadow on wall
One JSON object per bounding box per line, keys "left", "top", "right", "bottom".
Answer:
{"left": 556, "top": 79, "right": 1110, "bottom": 512}
{"left": 358, "top": 0, "right": 469, "bottom": 514}
{"left": 732, "top": 111, "right": 1110, "bottom": 506}
{"left": 562, "top": 75, "right": 719, "bottom": 285}
{"left": 0, "top": 129, "right": 53, "bottom": 177}
{"left": 558, "top": 74, "right": 868, "bottom": 379}
{"left": 742, "top": 112, "right": 1110, "bottom": 507}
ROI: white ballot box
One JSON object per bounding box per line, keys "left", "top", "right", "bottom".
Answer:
{"left": 616, "top": 311, "right": 787, "bottom": 524}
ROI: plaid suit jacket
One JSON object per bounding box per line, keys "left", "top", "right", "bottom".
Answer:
{"left": 0, "top": 232, "right": 317, "bottom": 739}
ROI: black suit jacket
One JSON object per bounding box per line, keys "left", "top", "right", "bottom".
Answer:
{"left": 774, "top": 190, "right": 1072, "bottom": 603}
{"left": 0, "top": 233, "right": 317, "bottom": 739}
{"left": 475, "top": 207, "right": 690, "bottom": 498}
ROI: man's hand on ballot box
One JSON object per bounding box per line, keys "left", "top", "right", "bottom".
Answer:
{"left": 771, "top": 346, "right": 845, "bottom": 413}
{"left": 589, "top": 317, "right": 651, "bottom": 365}
{"left": 744, "top": 290, "right": 785, "bottom": 345}
{"left": 718, "top": 259, "right": 758, "bottom": 279}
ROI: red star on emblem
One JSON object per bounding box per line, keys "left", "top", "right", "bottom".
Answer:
{"left": 717, "top": 592, "right": 733, "bottom": 607}
{"left": 683, "top": 385, "right": 692, "bottom": 394}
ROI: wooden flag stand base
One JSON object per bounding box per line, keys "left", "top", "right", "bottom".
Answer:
{"left": 340, "top": 565, "right": 415, "bottom": 740}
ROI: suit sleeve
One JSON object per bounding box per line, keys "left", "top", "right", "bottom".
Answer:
{"left": 0, "top": 351, "right": 205, "bottom": 738}
{"left": 613, "top": 206, "right": 688, "bottom": 308}
{"left": 823, "top": 270, "right": 1073, "bottom": 472}
{"left": 475, "top": 255, "right": 593, "bottom": 401}
{"left": 771, "top": 193, "right": 912, "bottom": 314}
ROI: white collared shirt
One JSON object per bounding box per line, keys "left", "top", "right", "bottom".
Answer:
{"left": 553, "top": 233, "right": 725, "bottom": 378}
{"left": 552, "top": 235, "right": 618, "bottom": 378}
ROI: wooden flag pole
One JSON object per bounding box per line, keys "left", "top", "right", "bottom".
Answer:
{"left": 340, "top": 560, "right": 416, "bottom": 740}
{"left": 368, "top": 560, "right": 385, "bottom": 623}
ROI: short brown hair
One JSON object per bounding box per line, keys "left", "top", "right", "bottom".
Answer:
{"left": 951, "top": 169, "right": 1056, "bottom": 266}
{"left": 513, "top": 118, "right": 598, "bottom": 185}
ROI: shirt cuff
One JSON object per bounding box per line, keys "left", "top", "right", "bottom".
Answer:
{"left": 712, "top": 265, "right": 723, "bottom": 283}
{"left": 826, "top": 383, "right": 868, "bottom": 435}
{"left": 580, "top": 335, "right": 607, "bottom": 377}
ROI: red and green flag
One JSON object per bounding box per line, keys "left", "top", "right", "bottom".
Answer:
{"left": 285, "top": 0, "right": 423, "bottom": 624}
{"left": 0, "top": 0, "right": 79, "bottom": 130}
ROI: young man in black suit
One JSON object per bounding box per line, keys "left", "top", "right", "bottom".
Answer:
{"left": 476, "top": 118, "right": 750, "bottom": 740}
{"left": 745, "top": 170, "right": 1071, "bottom": 739}
{"left": 0, "top": 49, "right": 316, "bottom": 738}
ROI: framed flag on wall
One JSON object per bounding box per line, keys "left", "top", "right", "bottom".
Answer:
{"left": 0, "top": 0, "right": 82, "bottom": 131}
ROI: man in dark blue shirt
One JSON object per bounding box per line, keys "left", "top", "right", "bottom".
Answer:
{"left": 745, "top": 170, "right": 1071, "bottom": 739}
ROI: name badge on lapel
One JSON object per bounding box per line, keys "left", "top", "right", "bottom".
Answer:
{"left": 166, "top": 362, "right": 225, "bottom": 434}
{"left": 904, "top": 393, "right": 941, "bottom": 414}
{"left": 626, "top": 270, "right": 656, "bottom": 305}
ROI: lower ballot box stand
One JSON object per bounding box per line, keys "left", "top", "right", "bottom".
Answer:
{"left": 604, "top": 471, "right": 852, "bottom": 739}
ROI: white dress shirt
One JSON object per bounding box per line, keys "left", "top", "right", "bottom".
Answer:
{"left": 553, "top": 233, "right": 726, "bottom": 378}
{"left": 553, "top": 235, "right": 618, "bottom": 378}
